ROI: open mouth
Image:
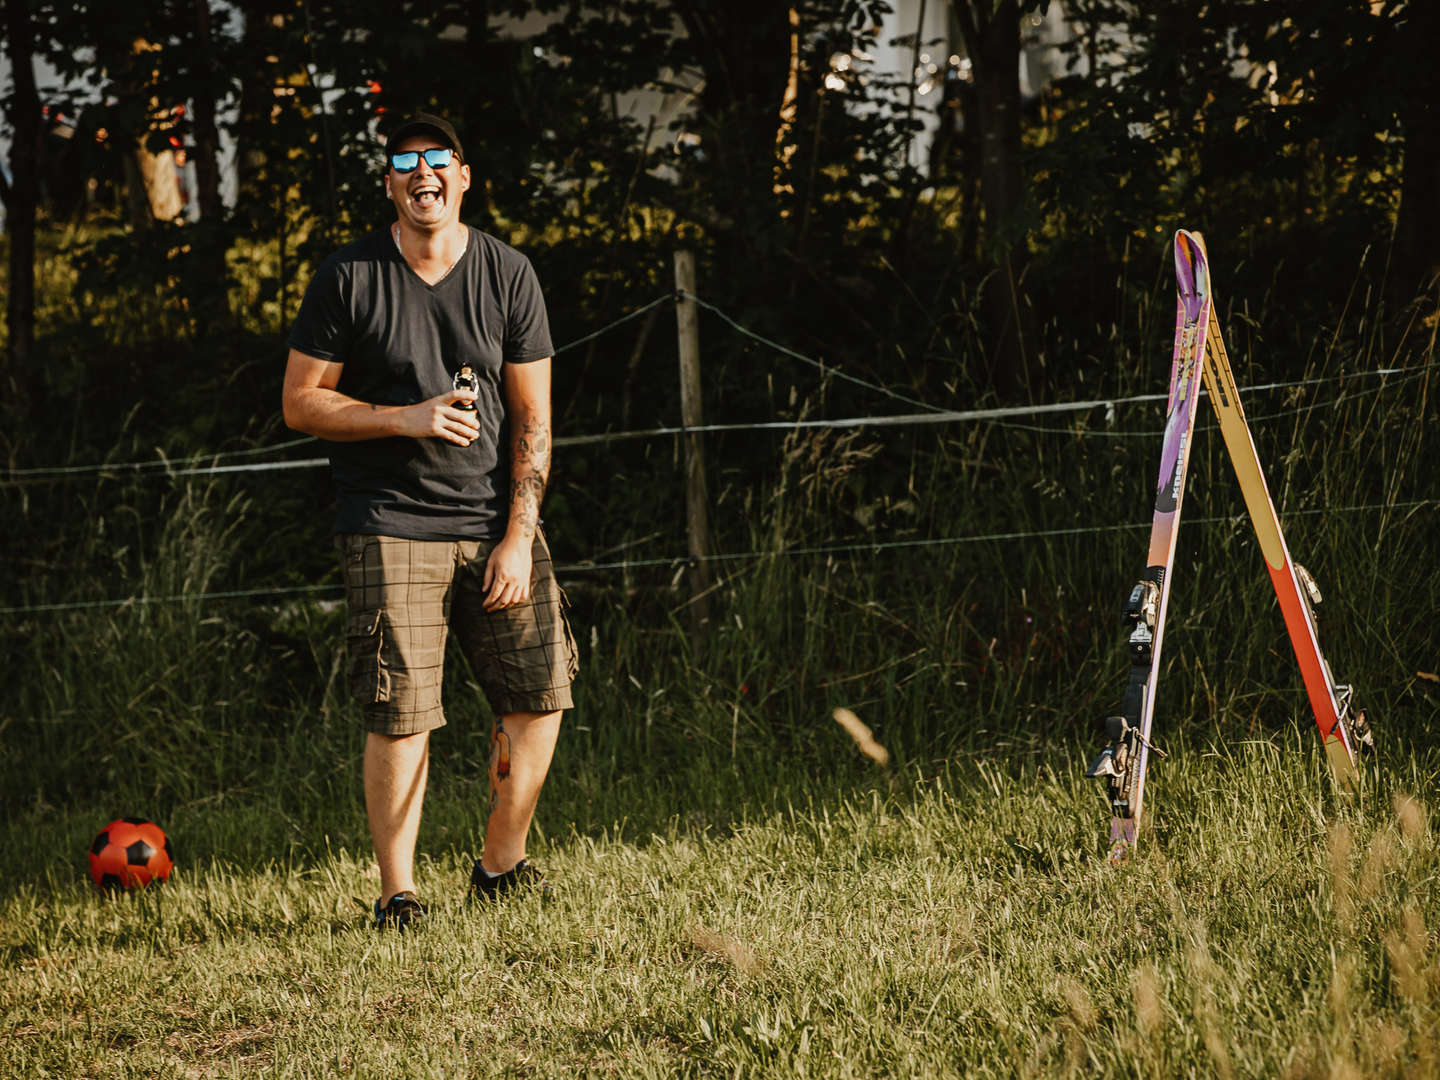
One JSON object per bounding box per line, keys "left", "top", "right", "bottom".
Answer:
{"left": 410, "top": 184, "right": 443, "bottom": 210}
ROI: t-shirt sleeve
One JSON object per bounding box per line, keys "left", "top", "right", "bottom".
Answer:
{"left": 287, "top": 258, "right": 353, "bottom": 363}
{"left": 504, "top": 257, "right": 554, "bottom": 364}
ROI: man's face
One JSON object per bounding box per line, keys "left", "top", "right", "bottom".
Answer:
{"left": 385, "top": 134, "right": 470, "bottom": 232}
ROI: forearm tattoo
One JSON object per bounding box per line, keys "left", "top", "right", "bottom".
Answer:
{"left": 510, "top": 415, "right": 550, "bottom": 538}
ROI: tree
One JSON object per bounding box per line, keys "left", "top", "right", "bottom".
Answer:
{"left": 952, "top": 0, "right": 1042, "bottom": 397}
{"left": 186, "top": 0, "right": 225, "bottom": 223}
{"left": 1381, "top": 2, "right": 1440, "bottom": 306}
{"left": 669, "top": 0, "right": 798, "bottom": 246}
{"left": 3, "top": 0, "right": 42, "bottom": 408}
{"left": 123, "top": 39, "right": 185, "bottom": 227}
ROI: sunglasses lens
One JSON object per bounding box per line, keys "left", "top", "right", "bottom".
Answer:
{"left": 390, "top": 148, "right": 454, "bottom": 173}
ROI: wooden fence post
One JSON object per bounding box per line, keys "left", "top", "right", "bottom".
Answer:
{"left": 673, "top": 249, "right": 713, "bottom": 654}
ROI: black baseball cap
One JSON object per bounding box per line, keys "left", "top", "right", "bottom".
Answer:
{"left": 384, "top": 112, "right": 464, "bottom": 161}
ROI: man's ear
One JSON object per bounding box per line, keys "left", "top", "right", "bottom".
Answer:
{"left": 461, "top": 163, "right": 471, "bottom": 193}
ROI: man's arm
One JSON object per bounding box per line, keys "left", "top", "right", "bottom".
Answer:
{"left": 281, "top": 348, "right": 478, "bottom": 444}
{"left": 504, "top": 357, "right": 552, "bottom": 544}
{"left": 482, "top": 357, "right": 552, "bottom": 611}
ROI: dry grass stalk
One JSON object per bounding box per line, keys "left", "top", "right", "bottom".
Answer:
{"left": 1058, "top": 976, "right": 1097, "bottom": 1031}
{"left": 1365, "top": 1020, "right": 1407, "bottom": 1076}
{"left": 1328, "top": 823, "right": 1354, "bottom": 924}
{"left": 690, "top": 926, "right": 763, "bottom": 976}
{"left": 1186, "top": 938, "right": 1235, "bottom": 1080}
{"left": 1393, "top": 793, "right": 1427, "bottom": 843}
{"left": 1357, "top": 829, "right": 1395, "bottom": 902}
{"left": 1329, "top": 952, "right": 1357, "bottom": 1056}
{"left": 832, "top": 707, "right": 890, "bottom": 765}
{"left": 1132, "top": 963, "right": 1164, "bottom": 1036}
{"left": 1383, "top": 906, "right": 1429, "bottom": 1005}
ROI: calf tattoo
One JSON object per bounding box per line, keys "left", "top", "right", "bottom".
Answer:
{"left": 488, "top": 718, "right": 511, "bottom": 817}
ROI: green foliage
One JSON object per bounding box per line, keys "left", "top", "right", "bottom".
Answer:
{"left": 10, "top": 0, "right": 1434, "bottom": 423}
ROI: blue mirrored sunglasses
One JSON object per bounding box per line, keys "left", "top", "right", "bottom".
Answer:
{"left": 390, "top": 147, "right": 457, "bottom": 173}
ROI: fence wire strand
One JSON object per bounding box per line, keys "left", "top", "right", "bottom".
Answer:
{"left": 1, "top": 284, "right": 1428, "bottom": 481}
{"left": 3, "top": 498, "right": 1431, "bottom": 617}
{"left": 4, "top": 290, "right": 1432, "bottom": 618}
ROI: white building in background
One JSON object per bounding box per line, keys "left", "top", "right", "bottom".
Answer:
{"left": 867, "top": 0, "right": 1075, "bottom": 173}
{"left": 573, "top": 0, "right": 1077, "bottom": 178}
{"left": 0, "top": 0, "right": 1083, "bottom": 229}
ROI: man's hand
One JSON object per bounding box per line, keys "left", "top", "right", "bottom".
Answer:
{"left": 283, "top": 349, "right": 481, "bottom": 444}
{"left": 483, "top": 534, "right": 534, "bottom": 611}
{"left": 394, "top": 389, "right": 480, "bottom": 446}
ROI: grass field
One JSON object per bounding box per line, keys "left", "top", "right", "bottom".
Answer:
{"left": 3, "top": 721, "right": 1438, "bottom": 1078}
{"left": 2, "top": 232, "right": 1435, "bottom": 1076}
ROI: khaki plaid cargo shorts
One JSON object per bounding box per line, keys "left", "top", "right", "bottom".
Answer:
{"left": 337, "top": 529, "right": 579, "bottom": 735}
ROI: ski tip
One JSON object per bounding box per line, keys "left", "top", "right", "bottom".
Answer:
{"left": 1174, "top": 229, "right": 1206, "bottom": 264}
{"left": 1173, "top": 230, "right": 1209, "bottom": 319}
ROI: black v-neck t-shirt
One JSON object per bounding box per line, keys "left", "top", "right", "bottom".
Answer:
{"left": 288, "top": 225, "right": 553, "bottom": 540}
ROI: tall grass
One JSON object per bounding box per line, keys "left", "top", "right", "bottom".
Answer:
{"left": 3, "top": 248, "right": 1435, "bottom": 822}
{"left": 1, "top": 242, "right": 1436, "bottom": 1074}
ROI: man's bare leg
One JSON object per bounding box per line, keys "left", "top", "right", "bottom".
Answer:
{"left": 481, "top": 710, "right": 562, "bottom": 873}
{"left": 364, "top": 730, "right": 430, "bottom": 900}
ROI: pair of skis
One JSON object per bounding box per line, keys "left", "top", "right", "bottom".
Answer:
{"left": 1087, "top": 230, "right": 1374, "bottom": 865}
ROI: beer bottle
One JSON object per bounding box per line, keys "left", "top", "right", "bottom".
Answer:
{"left": 453, "top": 366, "right": 478, "bottom": 413}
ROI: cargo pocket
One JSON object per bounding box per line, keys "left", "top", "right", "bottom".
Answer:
{"left": 557, "top": 585, "right": 580, "bottom": 681}
{"left": 339, "top": 534, "right": 392, "bottom": 704}
{"left": 346, "top": 608, "right": 392, "bottom": 704}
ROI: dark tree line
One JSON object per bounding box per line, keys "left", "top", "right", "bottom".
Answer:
{"left": 3, "top": 0, "right": 1438, "bottom": 438}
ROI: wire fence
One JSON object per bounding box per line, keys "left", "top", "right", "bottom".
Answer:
{"left": 3, "top": 497, "right": 1431, "bottom": 617}
{"left": 3, "top": 290, "right": 1428, "bottom": 482}
{"left": 2, "top": 290, "right": 1432, "bottom": 617}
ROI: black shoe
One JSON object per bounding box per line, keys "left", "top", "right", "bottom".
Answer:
{"left": 373, "top": 890, "right": 427, "bottom": 932}
{"left": 468, "top": 858, "right": 553, "bottom": 902}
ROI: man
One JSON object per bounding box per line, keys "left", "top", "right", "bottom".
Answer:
{"left": 282, "top": 112, "right": 577, "bottom": 932}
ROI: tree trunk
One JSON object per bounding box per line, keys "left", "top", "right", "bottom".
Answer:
{"left": 235, "top": 4, "right": 286, "bottom": 204}
{"left": 957, "top": 0, "right": 1035, "bottom": 398}
{"left": 3, "top": 0, "right": 41, "bottom": 409}
{"left": 773, "top": 6, "right": 800, "bottom": 199}
{"left": 134, "top": 142, "right": 185, "bottom": 222}
{"left": 1390, "top": 3, "right": 1440, "bottom": 311}
{"left": 671, "top": 0, "right": 795, "bottom": 244}
{"left": 123, "top": 38, "right": 185, "bottom": 226}
{"left": 182, "top": 0, "right": 235, "bottom": 327}
{"left": 190, "top": 0, "right": 225, "bottom": 221}
{"left": 1390, "top": 102, "right": 1440, "bottom": 309}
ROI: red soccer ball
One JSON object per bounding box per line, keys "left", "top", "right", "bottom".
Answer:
{"left": 88, "top": 817, "right": 174, "bottom": 892}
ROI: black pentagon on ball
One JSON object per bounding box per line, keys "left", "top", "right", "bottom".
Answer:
{"left": 91, "top": 830, "right": 111, "bottom": 856}
{"left": 100, "top": 873, "right": 123, "bottom": 891}
{"left": 126, "top": 840, "right": 156, "bottom": 866}
{"left": 122, "top": 816, "right": 149, "bottom": 825}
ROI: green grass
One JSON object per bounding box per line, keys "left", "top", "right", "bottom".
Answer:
{"left": 2, "top": 729, "right": 1438, "bottom": 1078}
{"left": 2, "top": 229, "right": 1436, "bottom": 1075}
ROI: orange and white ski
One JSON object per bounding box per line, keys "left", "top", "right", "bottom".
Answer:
{"left": 1189, "top": 232, "right": 1373, "bottom": 784}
